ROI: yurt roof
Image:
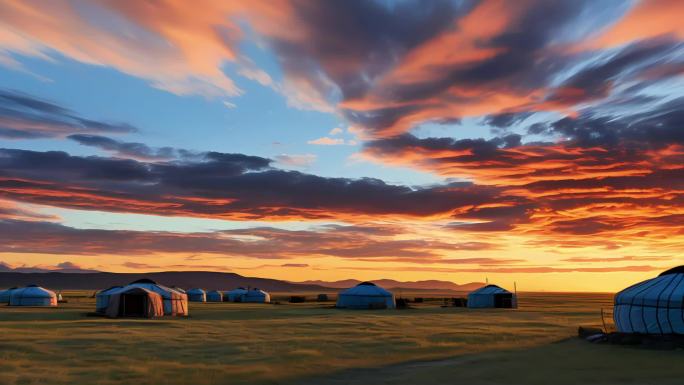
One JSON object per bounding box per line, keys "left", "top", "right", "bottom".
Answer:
{"left": 130, "top": 278, "right": 157, "bottom": 285}
{"left": 469, "top": 284, "right": 511, "bottom": 295}
{"left": 187, "top": 288, "right": 205, "bottom": 293}
{"left": 659, "top": 266, "right": 684, "bottom": 276}
{"left": 99, "top": 286, "right": 123, "bottom": 294}
{"left": 14, "top": 286, "right": 55, "bottom": 297}
{"left": 340, "top": 283, "right": 392, "bottom": 297}
{"left": 616, "top": 267, "right": 684, "bottom": 307}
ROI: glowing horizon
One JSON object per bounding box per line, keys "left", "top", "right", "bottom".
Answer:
{"left": 0, "top": 0, "right": 682, "bottom": 292}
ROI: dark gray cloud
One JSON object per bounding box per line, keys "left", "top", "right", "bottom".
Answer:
{"left": 531, "top": 96, "right": 684, "bottom": 148}
{"left": 0, "top": 219, "right": 498, "bottom": 260}
{"left": 68, "top": 134, "right": 196, "bottom": 161}
{"left": 0, "top": 89, "right": 136, "bottom": 139}
{"left": 0, "top": 148, "right": 513, "bottom": 220}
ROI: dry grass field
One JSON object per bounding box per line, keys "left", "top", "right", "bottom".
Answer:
{"left": 0, "top": 292, "right": 682, "bottom": 385}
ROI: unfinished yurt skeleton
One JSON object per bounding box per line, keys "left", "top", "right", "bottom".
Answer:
{"left": 8, "top": 285, "right": 58, "bottom": 307}
{"left": 242, "top": 288, "right": 270, "bottom": 303}
{"left": 224, "top": 287, "right": 247, "bottom": 302}
{"left": 96, "top": 279, "right": 188, "bottom": 316}
{"left": 206, "top": 290, "right": 223, "bottom": 302}
{"left": 467, "top": 285, "right": 517, "bottom": 308}
{"left": 336, "top": 282, "right": 395, "bottom": 309}
{"left": 614, "top": 266, "right": 684, "bottom": 334}
{"left": 187, "top": 288, "right": 207, "bottom": 302}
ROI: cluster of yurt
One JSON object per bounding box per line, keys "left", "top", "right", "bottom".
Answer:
{"left": 95, "top": 279, "right": 188, "bottom": 318}
{"left": 467, "top": 284, "right": 517, "bottom": 308}
{"left": 206, "top": 290, "right": 223, "bottom": 302}
{"left": 614, "top": 266, "right": 684, "bottom": 335}
{"left": 224, "top": 287, "right": 247, "bottom": 302}
{"left": 0, "top": 285, "right": 57, "bottom": 307}
{"left": 242, "top": 288, "right": 270, "bottom": 303}
{"left": 187, "top": 288, "right": 206, "bottom": 302}
{"left": 336, "top": 282, "right": 395, "bottom": 309}
{"left": 220, "top": 287, "right": 271, "bottom": 303}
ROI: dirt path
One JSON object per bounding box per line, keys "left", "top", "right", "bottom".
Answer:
{"left": 292, "top": 338, "right": 684, "bottom": 385}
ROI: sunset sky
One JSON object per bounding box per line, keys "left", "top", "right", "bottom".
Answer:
{"left": 0, "top": 0, "right": 682, "bottom": 292}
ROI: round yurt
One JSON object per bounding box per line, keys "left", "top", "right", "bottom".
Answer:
{"left": 336, "top": 282, "right": 395, "bottom": 309}
{"left": 95, "top": 286, "right": 123, "bottom": 313}
{"left": 224, "top": 287, "right": 247, "bottom": 302}
{"left": 187, "top": 288, "right": 206, "bottom": 302}
{"left": 242, "top": 288, "right": 271, "bottom": 303}
{"left": 206, "top": 290, "right": 223, "bottom": 302}
{"left": 614, "top": 266, "right": 684, "bottom": 334}
{"left": 467, "top": 285, "right": 516, "bottom": 308}
{"left": 96, "top": 279, "right": 188, "bottom": 316}
{"left": 0, "top": 287, "right": 17, "bottom": 304}
{"left": 9, "top": 285, "right": 58, "bottom": 307}
{"left": 104, "top": 287, "right": 164, "bottom": 318}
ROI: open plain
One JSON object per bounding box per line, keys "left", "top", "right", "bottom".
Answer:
{"left": 1, "top": 292, "right": 682, "bottom": 385}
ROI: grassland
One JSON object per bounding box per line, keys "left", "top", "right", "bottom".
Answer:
{"left": 0, "top": 292, "right": 682, "bottom": 385}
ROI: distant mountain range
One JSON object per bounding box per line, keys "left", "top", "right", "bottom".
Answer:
{"left": 0, "top": 271, "right": 329, "bottom": 292}
{"left": 0, "top": 269, "right": 484, "bottom": 292}
{"left": 0, "top": 262, "right": 99, "bottom": 274}
{"left": 295, "top": 279, "right": 484, "bottom": 292}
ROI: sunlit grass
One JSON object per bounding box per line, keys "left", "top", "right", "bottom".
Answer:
{"left": 1, "top": 292, "right": 679, "bottom": 385}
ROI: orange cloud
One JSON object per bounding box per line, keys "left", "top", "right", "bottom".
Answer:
{"left": 586, "top": 0, "right": 684, "bottom": 49}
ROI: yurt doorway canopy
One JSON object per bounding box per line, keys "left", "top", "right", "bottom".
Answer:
{"left": 106, "top": 287, "right": 163, "bottom": 318}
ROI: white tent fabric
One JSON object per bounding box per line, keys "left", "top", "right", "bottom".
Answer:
{"left": 96, "top": 286, "right": 123, "bottom": 313}
{"left": 206, "top": 290, "right": 223, "bottom": 302}
{"left": 97, "top": 279, "right": 188, "bottom": 316}
{"left": 9, "top": 285, "right": 57, "bottom": 306}
{"left": 336, "top": 282, "right": 395, "bottom": 309}
{"left": 242, "top": 288, "right": 270, "bottom": 303}
{"left": 187, "top": 288, "right": 206, "bottom": 302}
{"left": 224, "top": 288, "right": 247, "bottom": 302}
{"left": 0, "top": 287, "right": 17, "bottom": 304}
{"left": 467, "top": 285, "right": 516, "bottom": 308}
{"left": 614, "top": 266, "right": 684, "bottom": 334}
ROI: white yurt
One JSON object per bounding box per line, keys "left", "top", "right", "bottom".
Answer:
{"left": 96, "top": 279, "right": 188, "bottom": 316}
{"left": 95, "top": 286, "right": 123, "bottom": 313}
{"left": 9, "top": 285, "right": 58, "bottom": 307}
{"left": 224, "top": 287, "right": 247, "bottom": 302}
{"left": 336, "top": 282, "right": 395, "bottom": 309}
{"left": 206, "top": 290, "right": 223, "bottom": 302}
{"left": 0, "top": 287, "right": 18, "bottom": 304}
{"left": 187, "top": 288, "right": 206, "bottom": 302}
{"left": 242, "top": 288, "right": 271, "bottom": 303}
{"left": 614, "top": 266, "right": 684, "bottom": 334}
{"left": 467, "top": 285, "right": 516, "bottom": 308}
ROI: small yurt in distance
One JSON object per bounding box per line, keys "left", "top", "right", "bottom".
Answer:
{"left": 614, "top": 266, "right": 684, "bottom": 334}
{"left": 224, "top": 287, "right": 247, "bottom": 302}
{"left": 0, "top": 287, "right": 17, "bottom": 304}
{"left": 467, "top": 285, "right": 516, "bottom": 308}
{"left": 187, "top": 288, "right": 206, "bottom": 302}
{"left": 96, "top": 279, "right": 188, "bottom": 316}
{"left": 105, "top": 287, "right": 164, "bottom": 318}
{"left": 206, "top": 290, "right": 223, "bottom": 302}
{"left": 9, "top": 285, "right": 58, "bottom": 307}
{"left": 336, "top": 282, "right": 395, "bottom": 309}
{"left": 242, "top": 288, "right": 270, "bottom": 303}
